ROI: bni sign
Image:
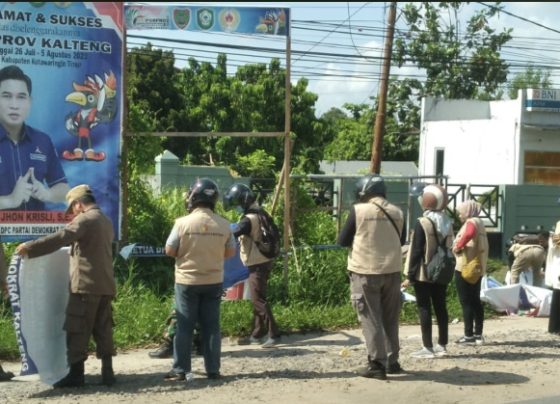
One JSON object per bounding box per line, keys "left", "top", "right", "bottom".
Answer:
{"left": 525, "top": 89, "right": 560, "bottom": 112}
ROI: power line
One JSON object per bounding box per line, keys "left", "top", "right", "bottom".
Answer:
{"left": 293, "top": 2, "right": 372, "bottom": 65}
{"left": 477, "top": 2, "right": 560, "bottom": 35}
{"left": 125, "top": 2, "right": 560, "bottom": 92}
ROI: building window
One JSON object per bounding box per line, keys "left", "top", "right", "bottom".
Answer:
{"left": 435, "top": 149, "right": 444, "bottom": 177}
{"left": 524, "top": 151, "right": 560, "bottom": 184}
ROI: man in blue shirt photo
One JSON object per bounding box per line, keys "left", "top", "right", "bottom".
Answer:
{"left": 0, "top": 65, "right": 69, "bottom": 211}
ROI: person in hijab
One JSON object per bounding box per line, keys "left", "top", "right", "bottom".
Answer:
{"left": 452, "top": 200, "right": 489, "bottom": 345}
{"left": 403, "top": 184, "right": 454, "bottom": 358}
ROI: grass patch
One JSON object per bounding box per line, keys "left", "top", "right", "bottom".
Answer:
{"left": 0, "top": 303, "right": 18, "bottom": 360}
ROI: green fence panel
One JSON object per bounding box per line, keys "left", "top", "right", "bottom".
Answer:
{"left": 501, "top": 184, "right": 560, "bottom": 260}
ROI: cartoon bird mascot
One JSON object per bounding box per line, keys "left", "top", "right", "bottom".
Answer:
{"left": 62, "top": 72, "right": 117, "bottom": 162}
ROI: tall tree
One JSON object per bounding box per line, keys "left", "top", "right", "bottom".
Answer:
{"left": 508, "top": 65, "right": 552, "bottom": 100}
{"left": 322, "top": 102, "right": 417, "bottom": 163}
{"left": 126, "top": 47, "right": 327, "bottom": 176}
{"left": 381, "top": 2, "right": 514, "bottom": 163}
{"left": 393, "top": 2, "right": 512, "bottom": 100}
{"left": 323, "top": 103, "right": 373, "bottom": 161}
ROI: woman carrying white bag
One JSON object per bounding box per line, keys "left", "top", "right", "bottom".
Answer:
{"left": 546, "top": 222, "right": 560, "bottom": 334}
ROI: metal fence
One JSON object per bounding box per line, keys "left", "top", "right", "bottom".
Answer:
{"left": 446, "top": 184, "right": 502, "bottom": 228}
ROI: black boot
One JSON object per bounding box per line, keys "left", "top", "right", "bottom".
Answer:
{"left": 0, "top": 365, "right": 15, "bottom": 382}
{"left": 53, "top": 360, "right": 85, "bottom": 388}
{"left": 149, "top": 338, "right": 173, "bottom": 359}
{"left": 357, "top": 356, "right": 387, "bottom": 380}
{"left": 101, "top": 356, "right": 116, "bottom": 386}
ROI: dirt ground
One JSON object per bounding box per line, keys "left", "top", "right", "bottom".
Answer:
{"left": 1, "top": 315, "right": 559, "bottom": 404}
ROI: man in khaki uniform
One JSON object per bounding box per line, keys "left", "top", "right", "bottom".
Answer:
{"left": 509, "top": 238, "right": 547, "bottom": 285}
{"left": 16, "top": 184, "right": 116, "bottom": 388}
{"left": 0, "top": 243, "right": 15, "bottom": 381}
{"left": 338, "top": 174, "right": 404, "bottom": 380}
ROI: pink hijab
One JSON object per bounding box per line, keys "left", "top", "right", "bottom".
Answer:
{"left": 456, "top": 200, "right": 481, "bottom": 219}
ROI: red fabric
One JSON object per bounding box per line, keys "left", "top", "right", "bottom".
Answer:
{"left": 455, "top": 221, "right": 477, "bottom": 250}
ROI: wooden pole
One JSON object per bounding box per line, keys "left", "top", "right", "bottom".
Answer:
{"left": 370, "top": 1, "right": 397, "bottom": 174}
{"left": 121, "top": 14, "right": 129, "bottom": 245}
{"left": 283, "top": 27, "right": 292, "bottom": 293}
{"left": 271, "top": 162, "right": 285, "bottom": 216}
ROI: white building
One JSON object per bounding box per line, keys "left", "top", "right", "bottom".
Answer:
{"left": 418, "top": 89, "right": 560, "bottom": 185}
{"left": 319, "top": 160, "right": 418, "bottom": 177}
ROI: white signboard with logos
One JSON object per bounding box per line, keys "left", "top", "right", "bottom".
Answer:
{"left": 526, "top": 89, "right": 560, "bottom": 112}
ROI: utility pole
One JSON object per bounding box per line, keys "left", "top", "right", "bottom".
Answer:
{"left": 370, "top": 1, "right": 397, "bottom": 174}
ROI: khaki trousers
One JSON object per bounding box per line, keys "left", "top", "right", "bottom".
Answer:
{"left": 350, "top": 271, "right": 401, "bottom": 366}
{"left": 511, "top": 246, "right": 546, "bottom": 285}
{"left": 64, "top": 293, "right": 115, "bottom": 364}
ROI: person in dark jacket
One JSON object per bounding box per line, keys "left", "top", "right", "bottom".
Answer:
{"left": 403, "top": 184, "right": 454, "bottom": 359}
{"left": 16, "top": 184, "right": 116, "bottom": 388}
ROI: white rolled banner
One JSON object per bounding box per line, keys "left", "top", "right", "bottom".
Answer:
{"left": 7, "top": 248, "right": 70, "bottom": 385}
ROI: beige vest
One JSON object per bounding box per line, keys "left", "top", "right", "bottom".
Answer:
{"left": 173, "top": 208, "right": 233, "bottom": 285}
{"left": 404, "top": 217, "right": 454, "bottom": 282}
{"left": 509, "top": 243, "right": 544, "bottom": 258}
{"left": 239, "top": 213, "right": 271, "bottom": 266}
{"left": 347, "top": 197, "right": 403, "bottom": 275}
{"left": 454, "top": 217, "right": 489, "bottom": 274}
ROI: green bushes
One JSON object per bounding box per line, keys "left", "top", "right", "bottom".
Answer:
{"left": 112, "top": 279, "right": 172, "bottom": 348}
{"left": 268, "top": 248, "right": 349, "bottom": 306}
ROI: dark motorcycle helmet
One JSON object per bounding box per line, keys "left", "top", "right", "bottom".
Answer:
{"left": 223, "top": 183, "right": 256, "bottom": 211}
{"left": 185, "top": 178, "right": 219, "bottom": 212}
{"left": 354, "top": 174, "right": 386, "bottom": 202}
{"left": 409, "top": 181, "right": 427, "bottom": 197}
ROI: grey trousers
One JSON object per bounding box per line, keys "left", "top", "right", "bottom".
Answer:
{"left": 350, "top": 271, "right": 401, "bottom": 366}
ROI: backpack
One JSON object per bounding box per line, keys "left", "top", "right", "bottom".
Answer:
{"left": 511, "top": 233, "right": 542, "bottom": 246}
{"left": 425, "top": 219, "right": 456, "bottom": 285}
{"left": 246, "top": 208, "right": 281, "bottom": 259}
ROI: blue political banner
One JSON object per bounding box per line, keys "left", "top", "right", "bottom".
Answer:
{"left": 119, "top": 242, "right": 249, "bottom": 290}
{"left": 125, "top": 5, "right": 289, "bottom": 36}
{"left": 0, "top": 2, "right": 123, "bottom": 241}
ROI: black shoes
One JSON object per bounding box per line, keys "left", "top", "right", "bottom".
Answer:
{"left": 53, "top": 361, "right": 85, "bottom": 388}
{"left": 149, "top": 338, "right": 202, "bottom": 357}
{"left": 164, "top": 370, "right": 194, "bottom": 382}
{"left": 149, "top": 340, "right": 173, "bottom": 359}
{"left": 101, "top": 356, "right": 116, "bottom": 386}
{"left": 387, "top": 361, "right": 404, "bottom": 374}
{"left": 0, "top": 366, "right": 14, "bottom": 382}
{"left": 455, "top": 335, "right": 476, "bottom": 344}
{"left": 53, "top": 358, "right": 116, "bottom": 388}
{"left": 357, "top": 359, "right": 387, "bottom": 380}
{"left": 164, "top": 370, "right": 186, "bottom": 381}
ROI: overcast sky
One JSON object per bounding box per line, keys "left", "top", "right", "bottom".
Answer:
{"left": 127, "top": 2, "right": 560, "bottom": 115}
